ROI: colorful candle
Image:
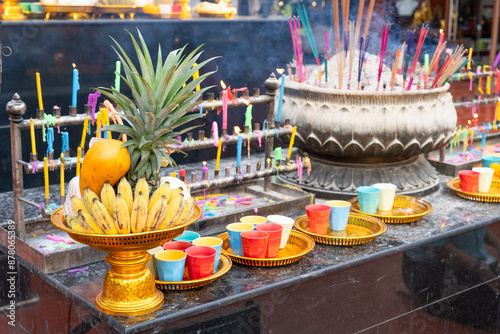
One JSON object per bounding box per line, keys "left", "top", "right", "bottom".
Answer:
{"left": 215, "top": 138, "right": 222, "bottom": 171}
{"left": 71, "top": 64, "right": 80, "bottom": 108}
{"left": 467, "top": 48, "right": 473, "bottom": 70}
{"left": 494, "top": 50, "right": 500, "bottom": 68}
{"left": 60, "top": 153, "right": 65, "bottom": 197}
{"left": 76, "top": 147, "right": 81, "bottom": 176}
{"left": 245, "top": 105, "right": 253, "bottom": 132}
{"left": 277, "top": 73, "right": 285, "bottom": 123}
{"left": 46, "top": 127, "right": 54, "bottom": 156}
{"left": 212, "top": 121, "right": 219, "bottom": 146}
{"left": 424, "top": 54, "right": 429, "bottom": 73}
{"left": 30, "top": 118, "right": 37, "bottom": 155}
{"left": 487, "top": 75, "right": 491, "bottom": 95}
{"left": 274, "top": 147, "right": 282, "bottom": 162}
{"left": 221, "top": 81, "right": 228, "bottom": 130}
{"left": 96, "top": 112, "right": 101, "bottom": 138}
{"left": 193, "top": 63, "right": 200, "bottom": 91}
{"left": 44, "top": 157, "right": 49, "bottom": 199}
{"left": 36, "top": 72, "right": 43, "bottom": 111}
{"left": 115, "top": 60, "right": 121, "bottom": 93}
{"left": 236, "top": 135, "right": 242, "bottom": 167}
{"left": 61, "top": 132, "right": 69, "bottom": 154}
{"left": 81, "top": 117, "right": 88, "bottom": 148}
{"left": 287, "top": 126, "right": 297, "bottom": 159}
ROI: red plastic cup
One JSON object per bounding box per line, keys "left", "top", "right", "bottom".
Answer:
{"left": 306, "top": 204, "right": 331, "bottom": 235}
{"left": 240, "top": 230, "right": 269, "bottom": 258}
{"left": 458, "top": 170, "right": 480, "bottom": 193}
{"left": 255, "top": 223, "right": 283, "bottom": 258}
{"left": 185, "top": 246, "right": 216, "bottom": 280}
{"left": 162, "top": 241, "right": 193, "bottom": 252}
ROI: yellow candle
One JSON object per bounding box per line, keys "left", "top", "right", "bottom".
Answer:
{"left": 101, "top": 108, "right": 111, "bottom": 138}
{"left": 44, "top": 157, "right": 49, "bottom": 199}
{"left": 487, "top": 75, "right": 491, "bottom": 95}
{"left": 60, "top": 153, "right": 65, "bottom": 197}
{"left": 30, "top": 118, "right": 36, "bottom": 155}
{"left": 193, "top": 63, "right": 200, "bottom": 91}
{"left": 76, "top": 147, "right": 81, "bottom": 176}
{"left": 80, "top": 117, "right": 88, "bottom": 148}
{"left": 287, "top": 126, "right": 297, "bottom": 159}
{"left": 497, "top": 100, "right": 500, "bottom": 121}
{"left": 36, "top": 72, "right": 43, "bottom": 111}
{"left": 96, "top": 112, "right": 101, "bottom": 138}
{"left": 467, "top": 48, "right": 472, "bottom": 70}
{"left": 215, "top": 138, "right": 222, "bottom": 171}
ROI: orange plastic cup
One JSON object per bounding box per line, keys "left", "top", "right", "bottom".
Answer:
{"left": 240, "top": 230, "right": 269, "bottom": 258}
{"left": 185, "top": 246, "right": 216, "bottom": 280}
{"left": 306, "top": 204, "right": 331, "bottom": 235}
{"left": 458, "top": 170, "right": 479, "bottom": 193}
{"left": 255, "top": 223, "right": 283, "bottom": 258}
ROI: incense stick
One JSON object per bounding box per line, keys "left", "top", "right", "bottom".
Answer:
{"left": 341, "top": 0, "right": 350, "bottom": 35}
{"left": 333, "top": 0, "right": 341, "bottom": 53}
{"left": 363, "top": 0, "right": 375, "bottom": 38}
{"left": 324, "top": 31, "right": 330, "bottom": 60}
{"left": 377, "top": 23, "right": 391, "bottom": 91}
{"left": 348, "top": 21, "right": 356, "bottom": 81}
{"left": 354, "top": 0, "right": 365, "bottom": 51}
{"left": 297, "top": 2, "right": 320, "bottom": 66}
{"left": 390, "top": 48, "right": 400, "bottom": 90}
{"left": 406, "top": 26, "right": 429, "bottom": 90}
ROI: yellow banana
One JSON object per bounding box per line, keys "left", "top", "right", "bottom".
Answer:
{"left": 71, "top": 196, "right": 90, "bottom": 215}
{"left": 148, "top": 181, "right": 170, "bottom": 212}
{"left": 78, "top": 209, "right": 104, "bottom": 234}
{"left": 92, "top": 198, "right": 119, "bottom": 235}
{"left": 83, "top": 187, "right": 100, "bottom": 212}
{"left": 117, "top": 177, "right": 133, "bottom": 215}
{"left": 168, "top": 187, "right": 183, "bottom": 203}
{"left": 144, "top": 195, "right": 168, "bottom": 232}
{"left": 113, "top": 193, "right": 131, "bottom": 234}
{"left": 174, "top": 197, "right": 194, "bottom": 225}
{"left": 130, "top": 191, "right": 148, "bottom": 233}
{"left": 100, "top": 181, "right": 116, "bottom": 218}
{"left": 159, "top": 194, "right": 184, "bottom": 229}
{"left": 134, "top": 177, "right": 150, "bottom": 209}
{"left": 66, "top": 216, "right": 86, "bottom": 233}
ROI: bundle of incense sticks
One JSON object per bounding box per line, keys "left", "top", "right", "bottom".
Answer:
{"left": 390, "top": 46, "right": 401, "bottom": 90}
{"left": 296, "top": 2, "right": 320, "bottom": 66}
{"left": 431, "top": 45, "right": 467, "bottom": 88}
{"left": 377, "top": 23, "right": 391, "bottom": 90}
{"left": 397, "top": 42, "right": 407, "bottom": 75}
{"left": 348, "top": 21, "right": 356, "bottom": 81}
{"left": 403, "top": 30, "right": 415, "bottom": 88}
{"left": 289, "top": 17, "right": 304, "bottom": 82}
{"left": 357, "top": 35, "right": 370, "bottom": 89}
{"left": 406, "top": 25, "right": 429, "bottom": 90}
{"left": 422, "top": 40, "right": 447, "bottom": 88}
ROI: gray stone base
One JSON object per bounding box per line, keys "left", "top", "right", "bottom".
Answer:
{"left": 278, "top": 154, "right": 440, "bottom": 200}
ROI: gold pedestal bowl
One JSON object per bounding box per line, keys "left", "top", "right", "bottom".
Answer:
{"left": 51, "top": 205, "right": 202, "bottom": 316}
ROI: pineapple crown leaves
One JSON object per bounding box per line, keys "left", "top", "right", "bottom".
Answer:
{"left": 94, "top": 28, "right": 219, "bottom": 181}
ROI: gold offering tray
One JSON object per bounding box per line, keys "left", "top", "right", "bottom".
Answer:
{"left": 446, "top": 177, "right": 500, "bottom": 203}
{"left": 156, "top": 254, "right": 232, "bottom": 291}
{"left": 42, "top": 5, "right": 94, "bottom": 13}
{"left": 348, "top": 195, "right": 433, "bottom": 224}
{"left": 294, "top": 213, "right": 387, "bottom": 246}
{"left": 94, "top": 5, "right": 141, "bottom": 14}
{"left": 218, "top": 231, "right": 315, "bottom": 267}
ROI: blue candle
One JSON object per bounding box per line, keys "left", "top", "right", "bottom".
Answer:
{"left": 61, "top": 132, "right": 69, "bottom": 153}
{"left": 481, "top": 132, "right": 486, "bottom": 150}
{"left": 276, "top": 74, "right": 285, "bottom": 123}
{"left": 236, "top": 135, "right": 242, "bottom": 167}
{"left": 71, "top": 64, "right": 80, "bottom": 108}
{"left": 46, "top": 128, "right": 54, "bottom": 156}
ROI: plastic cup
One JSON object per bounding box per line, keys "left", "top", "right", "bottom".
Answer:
{"left": 255, "top": 223, "right": 283, "bottom": 258}
{"left": 240, "top": 230, "right": 269, "bottom": 258}
{"left": 240, "top": 215, "right": 267, "bottom": 226}
{"left": 372, "top": 183, "right": 397, "bottom": 211}
{"left": 226, "top": 222, "right": 255, "bottom": 256}
{"left": 267, "top": 215, "right": 294, "bottom": 249}
{"left": 305, "top": 204, "right": 331, "bottom": 235}
{"left": 325, "top": 200, "right": 351, "bottom": 231}
{"left": 185, "top": 246, "right": 216, "bottom": 280}
{"left": 356, "top": 186, "right": 381, "bottom": 214}
{"left": 481, "top": 155, "right": 500, "bottom": 168}
{"left": 193, "top": 237, "right": 223, "bottom": 274}
{"left": 154, "top": 250, "right": 186, "bottom": 282}
{"left": 174, "top": 230, "right": 200, "bottom": 243}
{"left": 146, "top": 246, "right": 164, "bottom": 279}
{"left": 162, "top": 240, "right": 193, "bottom": 252}
{"left": 458, "top": 170, "right": 480, "bottom": 193}
{"left": 472, "top": 167, "right": 494, "bottom": 193}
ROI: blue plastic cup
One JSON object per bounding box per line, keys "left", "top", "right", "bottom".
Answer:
{"left": 174, "top": 230, "right": 200, "bottom": 243}
{"left": 356, "top": 186, "right": 381, "bottom": 214}
{"left": 325, "top": 200, "right": 351, "bottom": 231}
{"left": 481, "top": 155, "right": 500, "bottom": 168}
{"left": 193, "top": 237, "right": 223, "bottom": 273}
{"left": 226, "top": 222, "right": 255, "bottom": 256}
{"left": 154, "top": 250, "right": 186, "bottom": 281}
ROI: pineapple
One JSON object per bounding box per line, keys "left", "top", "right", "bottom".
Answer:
{"left": 96, "top": 29, "right": 217, "bottom": 188}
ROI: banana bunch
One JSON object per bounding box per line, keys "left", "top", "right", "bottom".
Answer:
{"left": 65, "top": 177, "right": 194, "bottom": 235}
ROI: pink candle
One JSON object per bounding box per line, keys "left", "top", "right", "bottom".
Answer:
{"left": 221, "top": 81, "right": 228, "bottom": 130}
{"left": 212, "top": 121, "right": 219, "bottom": 146}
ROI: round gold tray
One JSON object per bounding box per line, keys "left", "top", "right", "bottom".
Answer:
{"left": 446, "top": 177, "right": 500, "bottom": 203}
{"left": 156, "top": 254, "right": 232, "bottom": 291}
{"left": 42, "top": 5, "right": 94, "bottom": 13}
{"left": 347, "top": 195, "right": 433, "bottom": 224}
{"left": 218, "top": 230, "right": 315, "bottom": 267}
{"left": 294, "top": 213, "right": 387, "bottom": 246}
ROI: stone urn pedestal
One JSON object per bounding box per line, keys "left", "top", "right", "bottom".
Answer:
{"left": 278, "top": 81, "right": 457, "bottom": 199}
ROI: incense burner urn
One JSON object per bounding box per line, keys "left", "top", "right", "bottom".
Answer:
{"left": 278, "top": 81, "right": 457, "bottom": 198}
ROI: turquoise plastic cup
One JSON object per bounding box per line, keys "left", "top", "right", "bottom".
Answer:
{"left": 356, "top": 186, "right": 381, "bottom": 214}
{"left": 325, "top": 200, "right": 351, "bottom": 231}
{"left": 174, "top": 230, "right": 200, "bottom": 243}
{"left": 226, "top": 222, "right": 254, "bottom": 256}
{"left": 193, "top": 237, "right": 223, "bottom": 273}
{"left": 481, "top": 155, "right": 500, "bottom": 168}
{"left": 154, "top": 250, "right": 186, "bottom": 281}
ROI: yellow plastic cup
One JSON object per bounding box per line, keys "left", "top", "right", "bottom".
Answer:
{"left": 240, "top": 215, "right": 267, "bottom": 226}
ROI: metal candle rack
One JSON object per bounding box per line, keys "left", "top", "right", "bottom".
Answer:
{"left": 6, "top": 73, "right": 306, "bottom": 242}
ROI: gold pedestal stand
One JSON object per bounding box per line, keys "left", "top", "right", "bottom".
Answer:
{"left": 2, "top": 1, "right": 27, "bottom": 20}
{"left": 51, "top": 205, "right": 202, "bottom": 316}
